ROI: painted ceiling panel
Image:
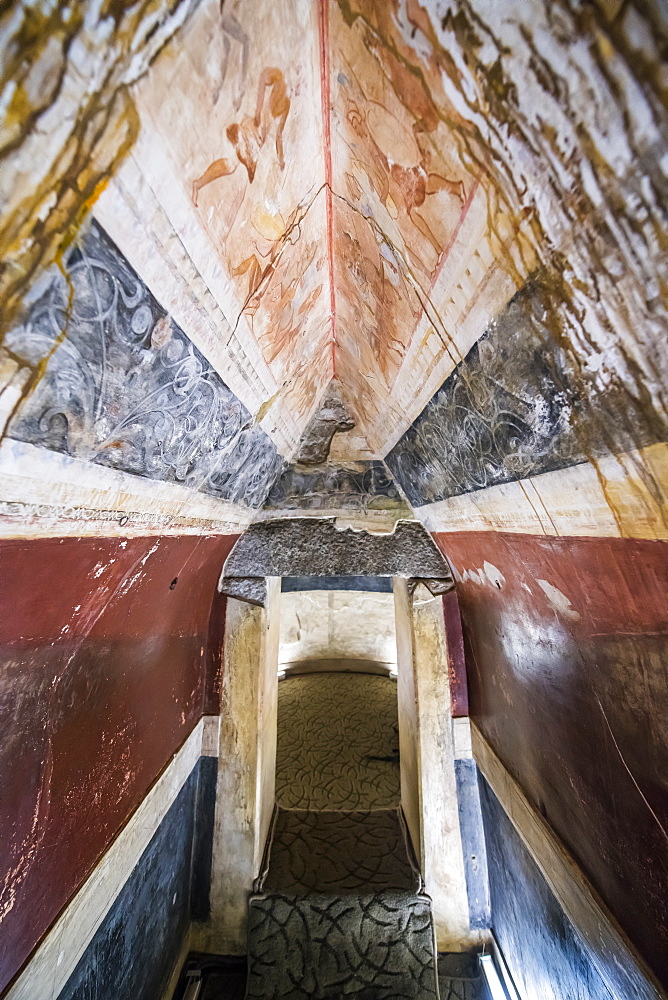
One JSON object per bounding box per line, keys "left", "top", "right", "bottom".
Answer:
{"left": 325, "top": 0, "right": 535, "bottom": 454}
{"left": 124, "top": 0, "right": 334, "bottom": 451}
{"left": 1, "top": 0, "right": 667, "bottom": 538}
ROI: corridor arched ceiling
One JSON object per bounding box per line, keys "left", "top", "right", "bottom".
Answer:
{"left": 0, "top": 0, "right": 666, "bottom": 536}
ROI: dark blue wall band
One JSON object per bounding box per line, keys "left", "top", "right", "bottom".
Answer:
{"left": 454, "top": 759, "right": 490, "bottom": 930}
{"left": 57, "top": 756, "right": 216, "bottom": 1000}
{"left": 478, "top": 773, "right": 615, "bottom": 1000}
{"left": 190, "top": 755, "right": 218, "bottom": 921}
{"left": 281, "top": 575, "right": 393, "bottom": 592}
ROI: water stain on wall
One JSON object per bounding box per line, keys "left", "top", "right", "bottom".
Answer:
{"left": 0, "top": 0, "right": 195, "bottom": 341}
{"left": 327, "top": 0, "right": 668, "bottom": 464}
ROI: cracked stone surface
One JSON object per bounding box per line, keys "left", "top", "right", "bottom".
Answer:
{"left": 246, "top": 668, "right": 439, "bottom": 998}
{"left": 275, "top": 673, "right": 400, "bottom": 811}
{"left": 260, "top": 809, "right": 419, "bottom": 896}
{"left": 224, "top": 518, "right": 452, "bottom": 580}
{"left": 246, "top": 892, "right": 439, "bottom": 1000}
{"left": 190, "top": 952, "right": 485, "bottom": 999}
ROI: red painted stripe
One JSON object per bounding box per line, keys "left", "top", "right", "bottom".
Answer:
{"left": 318, "top": 0, "right": 336, "bottom": 375}
{"left": 443, "top": 589, "right": 469, "bottom": 717}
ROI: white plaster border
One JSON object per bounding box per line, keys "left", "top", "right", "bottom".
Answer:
{"left": 5, "top": 716, "right": 220, "bottom": 1000}
{"left": 472, "top": 723, "right": 667, "bottom": 1000}
{"left": 0, "top": 441, "right": 253, "bottom": 538}
{"left": 414, "top": 442, "right": 668, "bottom": 542}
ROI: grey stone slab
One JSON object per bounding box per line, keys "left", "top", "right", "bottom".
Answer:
{"left": 218, "top": 577, "right": 266, "bottom": 607}
{"left": 246, "top": 891, "right": 439, "bottom": 999}
{"left": 224, "top": 518, "right": 452, "bottom": 579}
{"left": 261, "top": 809, "right": 420, "bottom": 896}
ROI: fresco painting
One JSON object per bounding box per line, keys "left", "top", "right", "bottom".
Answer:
{"left": 4, "top": 220, "right": 283, "bottom": 509}
{"left": 387, "top": 276, "right": 668, "bottom": 507}
{"left": 327, "top": 0, "right": 532, "bottom": 452}
{"left": 128, "top": 0, "right": 333, "bottom": 439}
{"left": 0, "top": 2, "right": 667, "bottom": 996}
{"left": 322, "top": 0, "right": 667, "bottom": 470}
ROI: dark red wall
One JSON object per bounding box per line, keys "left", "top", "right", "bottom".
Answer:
{"left": 442, "top": 590, "right": 468, "bottom": 717}
{"left": 0, "top": 533, "right": 237, "bottom": 994}
{"left": 434, "top": 531, "right": 668, "bottom": 987}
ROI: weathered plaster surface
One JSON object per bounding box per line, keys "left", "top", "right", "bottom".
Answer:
{"left": 0, "top": 440, "right": 254, "bottom": 538}
{"left": 4, "top": 219, "right": 283, "bottom": 509}
{"left": 436, "top": 529, "right": 668, "bottom": 987}
{"left": 4, "top": 719, "right": 210, "bottom": 1000}
{"left": 125, "top": 0, "right": 333, "bottom": 448}
{"left": 279, "top": 589, "right": 398, "bottom": 669}
{"left": 0, "top": 0, "right": 196, "bottom": 341}
{"left": 4, "top": 0, "right": 666, "bottom": 527}
{"left": 387, "top": 278, "right": 667, "bottom": 507}
{"left": 475, "top": 725, "right": 664, "bottom": 1000}
{"left": 0, "top": 533, "right": 235, "bottom": 994}
{"left": 200, "top": 582, "right": 280, "bottom": 956}
{"left": 328, "top": 0, "right": 667, "bottom": 464}
{"left": 415, "top": 441, "right": 668, "bottom": 542}
{"left": 394, "top": 580, "right": 481, "bottom": 951}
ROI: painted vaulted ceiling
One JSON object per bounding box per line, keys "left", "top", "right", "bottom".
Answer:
{"left": 0, "top": 0, "right": 666, "bottom": 537}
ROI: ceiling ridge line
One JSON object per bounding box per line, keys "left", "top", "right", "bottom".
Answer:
{"left": 317, "top": 0, "right": 337, "bottom": 378}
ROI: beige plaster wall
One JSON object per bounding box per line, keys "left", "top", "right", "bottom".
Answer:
{"left": 196, "top": 579, "right": 280, "bottom": 954}
{"left": 394, "top": 579, "right": 483, "bottom": 951}
{"left": 279, "top": 589, "right": 397, "bottom": 671}
{"left": 393, "top": 579, "right": 421, "bottom": 863}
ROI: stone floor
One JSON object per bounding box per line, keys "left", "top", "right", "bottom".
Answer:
{"left": 275, "top": 672, "right": 401, "bottom": 811}
{"left": 260, "top": 809, "right": 419, "bottom": 895}
{"left": 246, "top": 670, "right": 439, "bottom": 999}
{"left": 191, "top": 953, "right": 487, "bottom": 999}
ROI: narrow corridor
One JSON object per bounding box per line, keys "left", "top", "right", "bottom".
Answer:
{"left": 2, "top": 2, "right": 666, "bottom": 998}
{"left": 186, "top": 668, "right": 487, "bottom": 999}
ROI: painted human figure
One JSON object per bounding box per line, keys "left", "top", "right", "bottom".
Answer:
{"left": 254, "top": 67, "right": 290, "bottom": 170}
{"left": 344, "top": 96, "right": 464, "bottom": 262}
{"left": 192, "top": 67, "right": 290, "bottom": 205}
